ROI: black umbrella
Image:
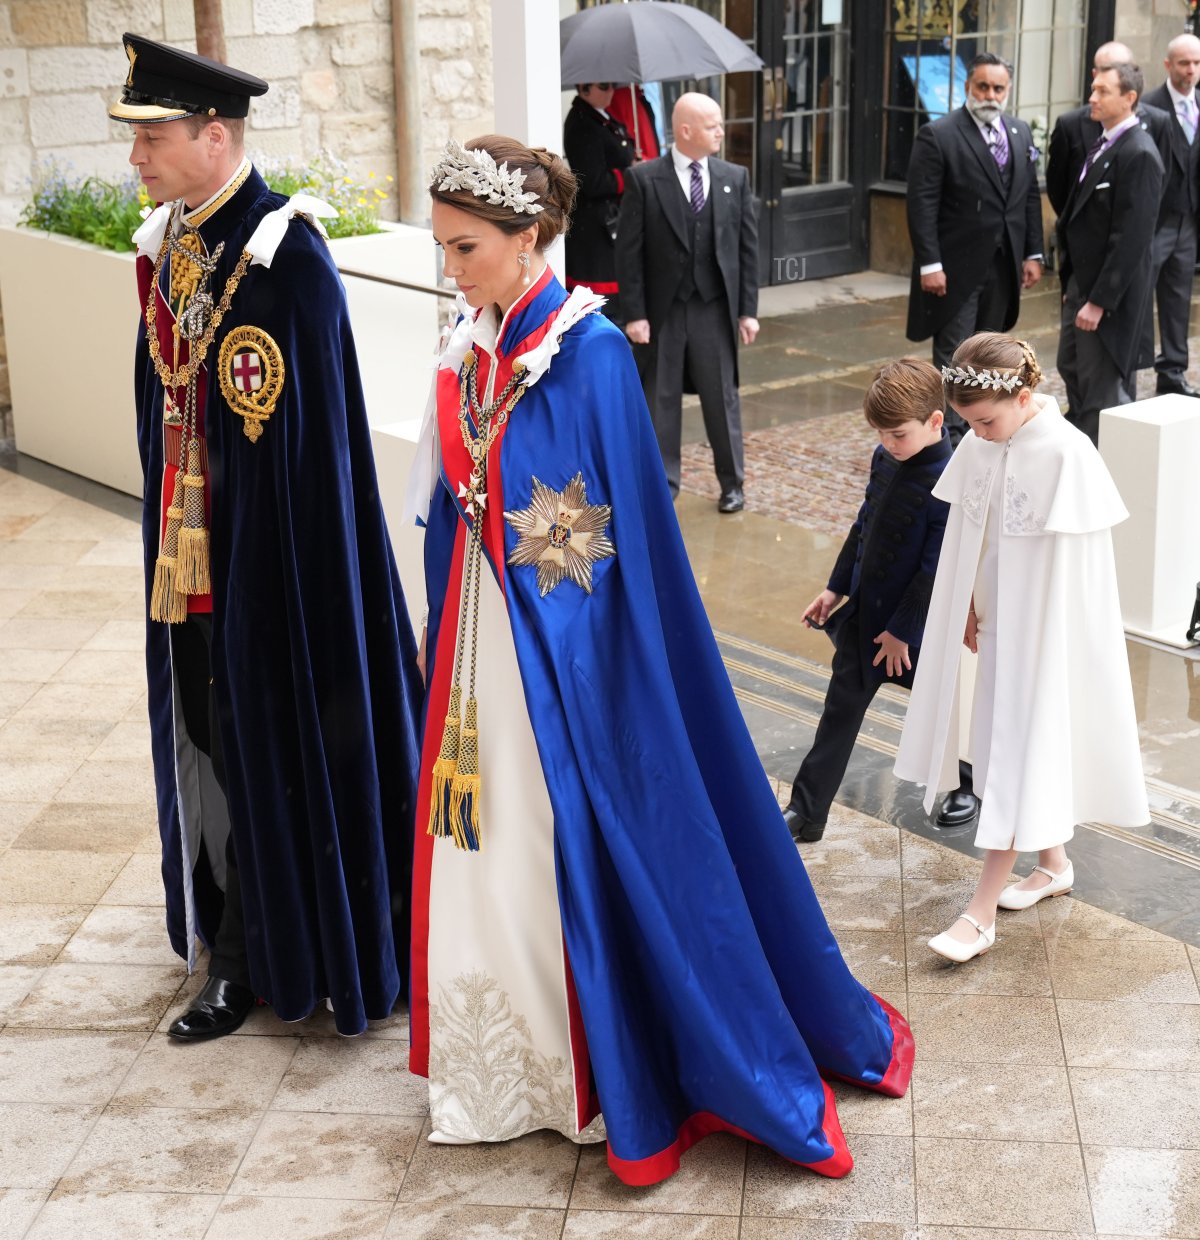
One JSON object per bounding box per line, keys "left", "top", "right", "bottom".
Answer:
{"left": 560, "top": 1, "right": 764, "bottom": 155}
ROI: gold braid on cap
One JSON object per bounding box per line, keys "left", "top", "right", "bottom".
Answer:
{"left": 940, "top": 363, "right": 1024, "bottom": 393}
{"left": 431, "top": 139, "right": 545, "bottom": 215}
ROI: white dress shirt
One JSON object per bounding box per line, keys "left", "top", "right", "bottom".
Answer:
{"left": 670, "top": 144, "right": 709, "bottom": 205}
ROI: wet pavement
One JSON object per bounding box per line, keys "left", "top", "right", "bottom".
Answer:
{"left": 3, "top": 277, "right": 1200, "bottom": 1236}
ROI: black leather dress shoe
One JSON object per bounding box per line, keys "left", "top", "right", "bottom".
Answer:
{"left": 718, "top": 487, "right": 744, "bottom": 514}
{"left": 168, "top": 977, "right": 255, "bottom": 1041}
{"left": 782, "top": 806, "right": 826, "bottom": 843}
{"left": 1155, "top": 377, "right": 1200, "bottom": 397}
{"left": 935, "top": 788, "right": 981, "bottom": 829}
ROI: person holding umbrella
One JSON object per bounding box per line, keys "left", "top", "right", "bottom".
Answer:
{"left": 563, "top": 81, "right": 637, "bottom": 320}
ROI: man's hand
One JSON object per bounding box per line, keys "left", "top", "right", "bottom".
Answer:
{"left": 921, "top": 271, "right": 948, "bottom": 296}
{"left": 803, "top": 589, "right": 843, "bottom": 629}
{"left": 1021, "top": 259, "right": 1043, "bottom": 290}
{"left": 1075, "top": 301, "right": 1104, "bottom": 331}
{"left": 625, "top": 319, "right": 651, "bottom": 345}
{"left": 739, "top": 316, "right": 760, "bottom": 345}
{"left": 872, "top": 630, "right": 912, "bottom": 679}
{"left": 964, "top": 609, "right": 979, "bottom": 654}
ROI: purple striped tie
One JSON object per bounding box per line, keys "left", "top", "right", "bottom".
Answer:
{"left": 987, "top": 121, "right": 1009, "bottom": 169}
{"left": 689, "top": 160, "right": 704, "bottom": 214}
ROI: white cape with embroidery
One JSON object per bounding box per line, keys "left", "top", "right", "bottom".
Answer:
{"left": 894, "top": 397, "right": 1149, "bottom": 850}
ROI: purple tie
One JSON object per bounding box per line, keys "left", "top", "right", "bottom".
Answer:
{"left": 986, "top": 121, "right": 1009, "bottom": 169}
{"left": 1078, "top": 133, "right": 1106, "bottom": 182}
{"left": 689, "top": 160, "right": 704, "bottom": 214}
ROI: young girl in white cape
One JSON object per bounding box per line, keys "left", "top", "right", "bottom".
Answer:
{"left": 894, "top": 332, "right": 1149, "bottom": 963}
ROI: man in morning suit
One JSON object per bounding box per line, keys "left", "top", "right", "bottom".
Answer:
{"left": 1141, "top": 35, "right": 1200, "bottom": 397}
{"left": 905, "top": 52, "right": 1044, "bottom": 441}
{"left": 1057, "top": 62, "right": 1165, "bottom": 444}
{"left": 1046, "top": 41, "right": 1172, "bottom": 397}
{"left": 616, "top": 92, "right": 760, "bottom": 514}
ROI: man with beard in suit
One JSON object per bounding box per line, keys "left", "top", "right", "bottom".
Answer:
{"left": 1141, "top": 35, "right": 1200, "bottom": 397}
{"left": 905, "top": 52, "right": 1044, "bottom": 442}
{"left": 616, "top": 92, "right": 760, "bottom": 514}
{"left": 1057, "top": 62, "right": 1165, "bottom": 443}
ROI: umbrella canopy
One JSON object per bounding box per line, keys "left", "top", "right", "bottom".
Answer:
{"left": 559, "top": 0, "right": 764, "bottom": 89}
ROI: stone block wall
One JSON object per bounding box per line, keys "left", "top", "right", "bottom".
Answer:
{"left": 0, "top": 0, "right": 495, "bottom": 415}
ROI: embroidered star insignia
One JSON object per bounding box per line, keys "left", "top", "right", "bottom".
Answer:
{"left": 504, "top": 473, "right": 615, "bottom": 597}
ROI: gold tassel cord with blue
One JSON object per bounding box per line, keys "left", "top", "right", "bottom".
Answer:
{"left": 425, "top": 351, "right": 527, "bottom": 852}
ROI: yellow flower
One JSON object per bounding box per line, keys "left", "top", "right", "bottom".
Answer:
{"left": 357, "top": 197, "right": 367, "bottom": 206}
{"left": 386, "top": 174, "right": 394, "bottom": 182}
{"left": 373, "top": 187, "right": 386, "bottom": 198}
{"left": 344, "top": 176, "right": 353, "bottom": 184}
{"left": 368, "top": 171, "right": 376, "bottom": 178}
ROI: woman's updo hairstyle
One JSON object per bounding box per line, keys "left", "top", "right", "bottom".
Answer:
{"left": 429, "top": 135, "right": 577, "bottom": 248}
{"left": 945, "top": 332, "right": 1043, "bottom": 406}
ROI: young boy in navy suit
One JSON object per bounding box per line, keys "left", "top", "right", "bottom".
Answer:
{"left": 783, "top": 359, "right": 954, "bottom": 843}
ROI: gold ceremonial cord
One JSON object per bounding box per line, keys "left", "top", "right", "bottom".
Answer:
{"left": 143, "top": 223, "right": 252, "bottom": 392}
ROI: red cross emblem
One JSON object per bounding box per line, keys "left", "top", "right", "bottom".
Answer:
{"left": 231, "top": 350, "right": 263, "bottom": 393}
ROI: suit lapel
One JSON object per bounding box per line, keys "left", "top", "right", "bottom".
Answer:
{"left": 652, "top": 154, "right": 691, "bottom": 250}
{"left": 709, "top": 160, "right": 731, "bottom": 232}
{"left": 956, "top": 106, "right": 1003, "bottom": 196}
{"left": 1003, "top": 116, "right": 1024, "bottom": 203}
{"left": 1070, "top": 127, "right": 1129, "bottom": 219}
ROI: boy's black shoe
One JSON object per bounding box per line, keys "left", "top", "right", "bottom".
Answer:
{"left": 782, "top": 806, "right": 826, "bottom": 843}
{"left": 935, "top": 788, "right": 980, "bottom": 828}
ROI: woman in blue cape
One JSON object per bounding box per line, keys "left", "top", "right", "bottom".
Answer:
{"left": 405, "top": 135, "right": 914, "bottom": 1186}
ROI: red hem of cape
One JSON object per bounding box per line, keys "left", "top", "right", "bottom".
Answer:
{"left": 606, "top": 1080, "right": 852, "bottom": 1187}
{"left": 819, "top": 993, "right": 915, "bottom": 1099}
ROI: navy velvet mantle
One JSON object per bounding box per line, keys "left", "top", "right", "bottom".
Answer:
{"left": 134, "top": 169, "right": 423, "bottom": 1034}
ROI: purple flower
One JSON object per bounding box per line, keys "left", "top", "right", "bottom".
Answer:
{"left": 1028, "top": 144, "right": 1040, "bottom": 162}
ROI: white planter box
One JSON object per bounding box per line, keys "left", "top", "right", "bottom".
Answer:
{"left": 0, "top": 220, "right": 443, "bottom": 500}
{"left": 0, "top": 226, "right": 142, "bottom": 496}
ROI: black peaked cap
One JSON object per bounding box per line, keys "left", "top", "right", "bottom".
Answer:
{"left": 109, "top": 32, "right": 269, "bottom": 124}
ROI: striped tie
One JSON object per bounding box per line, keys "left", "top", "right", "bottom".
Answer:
{"left": 689, "top": 160, "right": 705, "bottom": 214}
{"left": 987, "top": 121, "right": 1009, "bottom": 169}
{"left": 1180, "top": 97, "right": 1196, "bottom": 145}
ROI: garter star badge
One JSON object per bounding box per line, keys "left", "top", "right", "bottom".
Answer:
{"left": 504, "top": 473, "right": 615, "bottom": 597}
{"left": 218, "top": 325, "right": 285, "bottom": 443}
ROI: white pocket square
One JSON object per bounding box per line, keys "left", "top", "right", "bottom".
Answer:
{"left": 1096, "top": 181, "right": 1111, "bottom": 189}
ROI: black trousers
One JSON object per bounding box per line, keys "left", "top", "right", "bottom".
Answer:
{"left": 643, "top": 293, "right": 744, "bottom": 495}
{"left": 932, "top": 247, "right": 1016, "bottom": 444}
{"left": 1152, "top": 210, "right": 1198, "bottom": 382}
{"left": 788, "top": 628, "right": 878, "bottom": 825}
{"left": 170, "top": 616, "right": 251, "bottom": 990}
{"left": 1057, "top": 276, "right": 1127, "bottom": 445}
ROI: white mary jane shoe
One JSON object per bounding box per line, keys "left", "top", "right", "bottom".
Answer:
{"left": 997, "top": 862, "right": 1074, "bottom": 911}
{"left": 928, "top": 913, "right": 996, "bottom": 963}
{"left": 427, "top": 1130, "right": 478, "bottom": 1145}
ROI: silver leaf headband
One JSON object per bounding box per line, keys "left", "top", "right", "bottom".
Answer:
{"left": 940, "top": 363, "right": 1024, "bottom": 393}
{"left": 431, "top": 139, "right": 545, "bottom": 216}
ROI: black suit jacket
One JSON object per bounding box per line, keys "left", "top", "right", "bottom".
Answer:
{"left": 563, "top": 95, "right": 636, "bottom": 288}
{"left": 1057, "top": 121, "right": 1165, "bottom": 373}
{"left": 1139, "top": 84, "right": 1199, "bottom": 217}
{"left": 1046, "top": 102, "right": 1172, "bottom": 217}
{"left": 615, "top": 151, "right": 759, "bottom": 345}
{"left": 905, "top": 107, "right": 1044, "bottom": 342}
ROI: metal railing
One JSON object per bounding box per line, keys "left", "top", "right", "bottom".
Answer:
{"left": 335, "top": 265, "right": 458, "bottom": 301}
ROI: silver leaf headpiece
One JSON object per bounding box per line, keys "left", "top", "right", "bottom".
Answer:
{"left": 941, "top": 363, "right": 1023, "bottom": 393}
{"left": 431, "top": 139, "right": 545, "bottom": 216}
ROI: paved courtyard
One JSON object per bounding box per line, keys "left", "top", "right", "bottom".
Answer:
{"left": 4, "top": 458, "right": 1200, "bottom": 1239}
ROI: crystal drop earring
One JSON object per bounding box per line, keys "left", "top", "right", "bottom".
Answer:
{"left": 518, "top": 250, "right": 531, "bottom": 286}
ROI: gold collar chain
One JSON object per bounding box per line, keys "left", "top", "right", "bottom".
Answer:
{"left": 144, "top": 209, "right": 251, "bottom": 392}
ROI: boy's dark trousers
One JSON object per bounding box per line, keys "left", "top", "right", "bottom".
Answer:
{"left": 788, "top": 617, "right": 880, "bottom": 829}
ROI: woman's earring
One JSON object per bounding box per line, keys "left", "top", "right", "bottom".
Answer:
{"left": 518, "top": 250, "right": 531, "bottom": 286}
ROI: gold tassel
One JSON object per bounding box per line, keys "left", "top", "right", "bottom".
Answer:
{"left": 150, "top": 474, "right": 188, "bottom": 624}
{"left": 448, "top": 696, "right": 481, "bottom": 851}
{"left": 175, "top": 441, "right": 211, "bottom": 595}
{"left": 427, "top": 685, "right": 462, "bottom": 839}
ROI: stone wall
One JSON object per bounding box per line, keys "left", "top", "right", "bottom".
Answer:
{"left": 1114, "top": 0, "right": 1193, "bottom": 76}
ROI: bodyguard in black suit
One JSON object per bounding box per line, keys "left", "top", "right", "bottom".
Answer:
{"left": 1046, "top": 42, "right": 1171, "bottom": 394}
{"left": 1057, "top": 63, "right": 1165, "bottom": 443}
{"left": 563, "top": 83, "right": 636, "bottom": 321}
{"left": 616, "top": 92, "right": 759, "bottom": 513}
{"left": 1141, "top": 35, "right": 1200, "bottom": 397}
{"left": 905, "top": 53, "right": 1044, "bottom": 440}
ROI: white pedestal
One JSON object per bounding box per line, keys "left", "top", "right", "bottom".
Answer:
{"left": 1100, "top": 395, "right": 1200, "bottom": 648}
{"left": 370, "top": 418, "right": 427, "bottom": 635}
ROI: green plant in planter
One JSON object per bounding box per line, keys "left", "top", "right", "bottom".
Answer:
{"left": 19, "top": 152, "right": 389, "bottom": 251}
